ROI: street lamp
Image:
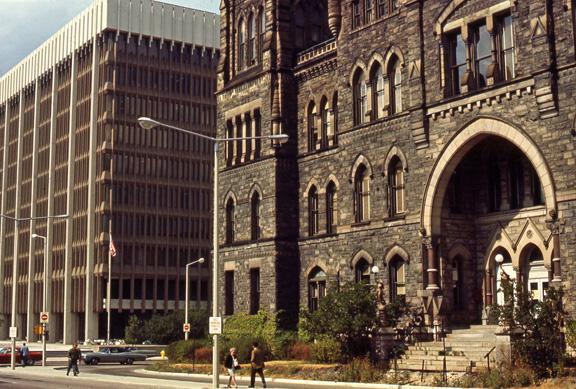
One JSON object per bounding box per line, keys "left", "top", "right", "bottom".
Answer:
{"left": 0, "top": 213, "right": 68, "bottom": 370}
{"left": 185, "top": 258, "right": 205, "bottom": 340}
{"left": 31, "top": 233, "right": 47, "bottom": 367}
{"left": 138, "top": 117, "right": 288, "bottom": 388}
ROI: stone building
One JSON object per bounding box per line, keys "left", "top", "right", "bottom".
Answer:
{"left": 216, "top": 0, "right": 576, "bottom": 327}
{"left": 0, "top": 0, "right": 219, "bottom": 342}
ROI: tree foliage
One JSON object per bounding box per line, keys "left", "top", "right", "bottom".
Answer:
{"left": 124, "top": 310, "right": 209, "bottom": 345}
{"left": 494, "top": 276, "right": 565, "bottom": 377}
{"left": 302, "top": 282, "right": 376, "bottom": 359}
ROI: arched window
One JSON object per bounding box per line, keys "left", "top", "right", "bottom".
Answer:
{"left": 355, "top": 258, "right": 371, "bottom": 283}
{"left": 308, "top": 186, "right": 319, "bottom": 236}
{"left": 508, "top": 156, "right": 524, "bottom": 210}
{"left": 320, "top": 97, "right": 330, "bottom": 149}
{"left": 225, "top": 198, "right": 235, "bottom": 243}
{"left": 371, "top": 63, "right": 385, "bottom": 120}
{"left": 251, "top": 192, "right": 261, "bottom": 241}
{"left": 389, "top": 256, "right": 406, "bottom": 300}
{"left": 258, "top": 7, "right": 266, "bottom": 62}
{"left": 354, "top": 164, "right": 370, "bottom": 223}
{"left": 247, "top": 13, "right": 256, "bottom": 65}
{"left": 388, "top": 157, "right": 405, "bottom": 215}
{"left": 388, "top": 57, "right": 402, "bottom": 114}
{"left": 326, "top": 181, "right": 337, "bottom": 235}
{"left": 332, "top": 92, "right": 338, "bottom": 145}
{"left": 452, "top": 256, "right": 464, "bottom": 309}
{"left": 308, "top": 267, "right": 327, "bottom": 312}
{"left": 307, "top": 101, "right": 318, "bottom": 152}
{"left": 353, "top": 70, "right": 367, "bottom": 125}
{"left": 237, "top": 18, "right": 245, "bottom": 70}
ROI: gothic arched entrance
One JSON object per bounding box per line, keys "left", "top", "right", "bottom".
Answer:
{"left": 421, "top": 117, "right": 557, "bottom": 325}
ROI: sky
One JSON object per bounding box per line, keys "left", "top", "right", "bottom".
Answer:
{"left": 0, "top": 0, "right": 220, "bottom": 76}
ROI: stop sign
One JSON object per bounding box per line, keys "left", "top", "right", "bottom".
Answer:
{"left": 183, "top": 323, "right": 190, "bottom": 333}
{"left": 40, "top": 312, "right": 49, "bottom": 324}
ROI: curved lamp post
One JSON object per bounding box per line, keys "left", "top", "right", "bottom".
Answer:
{"left": 138, "top": 117, "right": 288, "bottom": 388}
{"left": 31, "top": 233, "right": 47, "bottom": 367}
{"left": 185, "top": 257, "right": 205, "bottom": 340}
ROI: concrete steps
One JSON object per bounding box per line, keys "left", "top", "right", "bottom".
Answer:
{"left": 394, "top": 326, "right": 498, "bottom": 373}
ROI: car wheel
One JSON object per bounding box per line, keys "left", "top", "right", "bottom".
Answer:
{"left": 90, "top": 358, "right": 99, "bottom": 365}
{"left": 125, "top": 358, "right": 134, "bottom": 365}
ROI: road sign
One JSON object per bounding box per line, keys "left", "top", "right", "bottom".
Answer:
{"left": 183, "top": 323, "right": 191, "bottom": 333}
{"left": 40, "top": 312, "right": 49, "bottom": 324}
{"left": 9, "top": 327, "right": 17, "bottom": 338}
{"left": 209, "top": 317, "right": 222, "bottom": 335}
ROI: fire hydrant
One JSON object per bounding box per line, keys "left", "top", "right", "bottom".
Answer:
{"left": 160, "top": 350, "right": 165, "bottom": 360}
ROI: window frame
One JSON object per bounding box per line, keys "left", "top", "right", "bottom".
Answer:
{"left": 225, "top": 198, "right": 235, "bottom": 243}
{"left": 308, "top": 267, "right": 327, "bottom": 312}
{"left": 308, "top": 186, "right": 319, "bottom": 236}
{"left": 251, "top": 192, "right": 261, "bottom": 241}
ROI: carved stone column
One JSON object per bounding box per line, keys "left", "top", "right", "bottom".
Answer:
{"left": 424, "top": 236, "right": 439, "bottom": 290}
{"left": 546, "top": 209, "right": 564, "bottom": 282}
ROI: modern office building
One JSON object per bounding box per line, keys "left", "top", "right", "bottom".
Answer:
{"left": 216, "top": 0, "right": 576, "bottom": 328}
{"left": 0, "top": 0, "right": 219, "bottom": 343}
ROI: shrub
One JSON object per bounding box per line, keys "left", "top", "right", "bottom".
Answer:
{"left": 166, "top": 340, "right": 196, "bottom": 362}
{"left": 270, "top": 330, "right": 297, "bottom": 359}
{"left": 338, "top": 357, "right": 386, "bottom": 383}
{"left": 311, "top": 336, "right": 342, "bottom": 363}
{"left": 194, "top": 347, "right": 212, "bottom": 362}
{"left": 221, "top": 335, "right": 270, "bottom": 363}
{"left": 124, "top": 315, "right": 143, "bottom": 344}
{"left": 288, "top": 341, "right": 312, "bottom": 361}
{"left": 303, "top": 282, "right": 376, "bottom": 360}
{"left": 565, "top": 320, "right": 576, "bottom": 352}
{"left": 495, "top": 276, "right": 566, "bottom": 378}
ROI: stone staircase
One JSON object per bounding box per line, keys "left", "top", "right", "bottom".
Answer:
{"left": 394, "top": 325, "right": 499, "bottom": 372}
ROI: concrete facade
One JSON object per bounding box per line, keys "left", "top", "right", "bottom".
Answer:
{"left": 216, "top": 0, "right": 576, "bottom": 327}
{"left": 0, "top": 0, "right": 219, "bottom": 343}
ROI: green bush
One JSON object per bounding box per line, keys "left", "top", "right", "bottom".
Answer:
{"left": 303, "top": 282, "right": 376, "bottom": 360}
{"left": 221, "top": 334, "right": 270, "bottom": 363}
{"left": 124, "top": 310, "right": 209, "bottom": 345}
{"left": 565, "top": 319, "right": 576, "bottom": 352}
{"left": 124, "top": 315, "right": 143, "bottom": 344}
{"left": 311, "top": 336, "right": 342, "bottom": 363}
{"left": 166, "top": 338, "right": 211, "bottom": 362}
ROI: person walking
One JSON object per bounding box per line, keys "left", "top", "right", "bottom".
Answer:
{"left": 224, "top": 347, "right": 240, "bottom": 388}
{"left": 248, "top": 342, "right": 266, "bottom": 388}
{"left": 20, "top": 343, "right": 29, "bottom": 367}
{"left": 67, "top": 342, "right": 82, "bottom": 376}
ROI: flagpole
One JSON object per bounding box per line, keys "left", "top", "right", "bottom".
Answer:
{"left": 107, "top": 233, "right": 112, "bottom": 344}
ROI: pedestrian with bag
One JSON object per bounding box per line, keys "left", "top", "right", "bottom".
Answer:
{"left": 20, "top": 342, "right": 29, "bottom": 367}
{"left": 224, "top": 347, "right": 240, "bottom": 388}
{"left": 248, "top": 342, "right": 266, "bottom": 388}
{"left": 67, "top": 342, "right": 82, "bottom": 376}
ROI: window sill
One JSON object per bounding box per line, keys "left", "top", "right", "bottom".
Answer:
{"left": 351, "top": 221, "right": 371, "bottom": 228}
{"left": 345, "top": 111, "right": 410, "bottom": 135}
{"left": 384, "top": 214, "right": 406, "bottom": 222}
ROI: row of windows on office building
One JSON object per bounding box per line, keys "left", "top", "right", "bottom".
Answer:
{"left": 110, "top": 213, "right": 211, "bottom": 241}
{"left": 110, "top": 278, "right": 208, "bottom": 302}
{"left": 108, "top": 151, "right": 211, "bottom": 182}
{"left": 110, "top": 123, "right": 211, "bottom": 153}
{"left": 108, "top": 183, "right": 211, "bottom": 212}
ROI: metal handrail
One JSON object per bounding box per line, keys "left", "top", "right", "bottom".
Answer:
{"left": 484, "top": 346, "right": 496, "bottom": 372}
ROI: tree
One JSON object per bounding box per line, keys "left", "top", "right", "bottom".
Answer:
{"left": 124, "top": 315, "right": 143, "bottom": 344}
{"left": 303, "top": 282, "right": 376, "bottom": 359}
{"left": 495, "top": 276, "right": 566, "bottom": 377}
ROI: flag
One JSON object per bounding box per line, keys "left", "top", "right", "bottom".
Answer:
{"left": 109, "top": 238, "right": 117, "bottom": 257}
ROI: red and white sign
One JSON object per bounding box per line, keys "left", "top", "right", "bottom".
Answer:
{"left": 183, "top": 323, "right": 190, "bottom": 333}
{"left": 40, "top": 312, "right": 49, "bottom": 324}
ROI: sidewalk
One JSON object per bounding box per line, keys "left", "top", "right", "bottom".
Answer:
{"left": 0, "top": 364, "right": 464, "bottom": 389}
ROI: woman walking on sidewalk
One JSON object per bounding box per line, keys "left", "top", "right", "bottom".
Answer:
{"left": 224, "top": 347, "right": 240, "bottom": 388}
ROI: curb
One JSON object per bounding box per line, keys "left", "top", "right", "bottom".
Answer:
{"left": 138, "top": 369, "right": 469, "bottom": 389}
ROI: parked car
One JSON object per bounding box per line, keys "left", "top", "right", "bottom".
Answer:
{"left": 83, "top": 347, "right": 147, "bottom": 365}
{"left": 0, "top": 347, "right": 42, "bottom": 365}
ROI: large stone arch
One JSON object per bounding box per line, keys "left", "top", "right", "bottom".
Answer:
{"left": 421, "top": 117, "right": 556, "bottom": 236}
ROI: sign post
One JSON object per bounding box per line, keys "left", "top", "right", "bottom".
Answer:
{"left": 208, "top": 317, "right": 222, "bottom": 335}
{"left": 40, "top": 312, "right": 49, "bottom": 366}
